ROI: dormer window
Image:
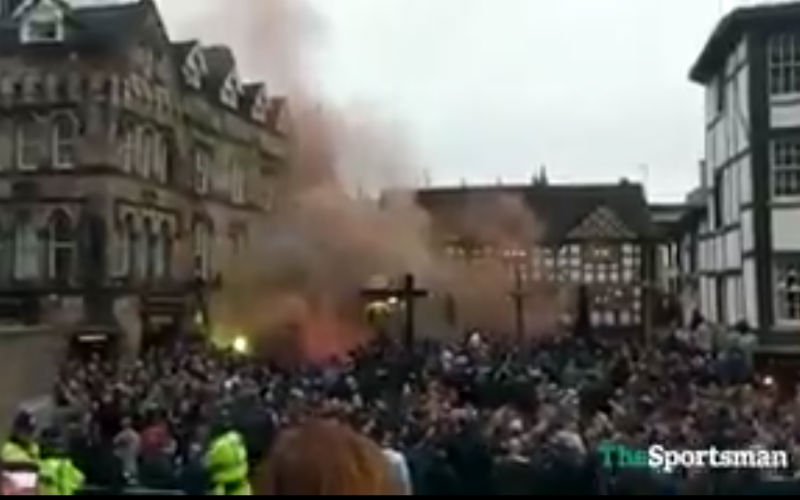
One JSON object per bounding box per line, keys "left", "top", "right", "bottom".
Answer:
{"left": 182, "top": 45, "right": 207, "bottom": 90}
{"left": 220, "top": 73, "right": 242, "bottom": 109}
{"left": 251, "top": 88, "right": 268, "bottom": 123}
{"left": 19, "top": 0, "right": 64, "bottom": 44}
{"left": 183, "top": 64, "right": 201, "bottom": 89}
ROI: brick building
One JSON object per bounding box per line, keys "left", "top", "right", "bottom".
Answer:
{"left": 0, "top": 0, "right": 288, "bottom": 352}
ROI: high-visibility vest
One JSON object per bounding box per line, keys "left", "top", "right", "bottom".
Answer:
{"left": 1, "top": 441, "right": 40, "bottom": 465}
{"left": 205, "top": 431, "right": 251, "bottom": 495}
{"left": 39, "top": 458, "right": 85, "bottom": 496}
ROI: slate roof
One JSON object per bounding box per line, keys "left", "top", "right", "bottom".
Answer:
{"left": 170, "top": 40, "right": 197, "bottom": 64}
{"left": 201, "top": 45, "right": 235, "bottom": 92}
{"left": 0, "top": 0, "right": 151, "bottom": 55}
{"left": 690, "top": 1, "right": 800, "bottom": 83}
{"left": 413, "top": 182, "right": 659, "bottom": 245}
{"left": 0, "top": 0, "right": 286, "bottom": 129}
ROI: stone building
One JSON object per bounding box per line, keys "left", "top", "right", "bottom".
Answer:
{"left": 0, "top": 0, "right": 289, "bottom": 353}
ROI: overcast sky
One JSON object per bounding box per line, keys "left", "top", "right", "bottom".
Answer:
{"left": 148, "top": 0, "right": 767, "bottom": 202}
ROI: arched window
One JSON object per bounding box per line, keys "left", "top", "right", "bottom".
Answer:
{"left": 153, "top": 222, "right": 172, "bottom": 279}
{"left": 16, "top": 116, "right": 45, "bottom": 171}
{"left": 117, "top": 122, "right": 135, "bottom": 173}
{"left": 142, "top": 217, "right": 153, "bottom": 280}
{"left": 47, "top": 210, "right": 74, "bottom": 284}
{"left": 13, "top": 214, "right": 40, "bottom": 280}
{"left": 125, "top": 214, "right": 138, "bottom": 279}
{"left": 160, "top": 222, "right": 172, "bottom": 280}
{"left": 152, "top": 134, "right": 168, "bottom": 183}
{"left": 52, "top": 114, "right": 77, "bottom": 169}
{"left": 231, "top": 164, "right": 245, "bottom": 204}
{"left": 138, "top": 128, "right": 153, "bottom": 179}
{"left": 193, "top": 221, "right": 212, "bottom": 281}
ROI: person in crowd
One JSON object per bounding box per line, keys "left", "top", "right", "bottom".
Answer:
{"left": 42, "top": 328, "right": 800, "bottom": 495}
{"left": 204, "top": 416, "right": 251, "bottom": 496}
{"left": 374, "top": 428, "right": 413, "bottom": 495}
{"left": 112, "top": 416, "right": 140, "bottom": 485}
{"left": 254, "top": 419, "right": 397, "bottom": 495}
{"left": 1, "top": 412, "right": 40, "bottom": 466}
{"left": 38, "top": 428, "right": 85, "bottom": 496}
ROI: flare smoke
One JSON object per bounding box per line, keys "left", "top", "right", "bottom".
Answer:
{"left": 194, "top": 0, "right": 558, "bottom": 361}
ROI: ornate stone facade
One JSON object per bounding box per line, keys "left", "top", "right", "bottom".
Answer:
{"left": 0, "top": 0, "right": 289, "bottom": 352}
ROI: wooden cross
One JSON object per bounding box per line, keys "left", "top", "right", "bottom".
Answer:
{"left": 361, "top": 273, "right": 429, "bottom": 349}
{"left": 509, "top": 264, "right": 529, "bottom": 342}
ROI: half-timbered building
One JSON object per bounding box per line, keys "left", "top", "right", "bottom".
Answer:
{"left": 413, "top": 180, "right": 660, "bottom": 334}
{"left": 690, "top": 2, "right": 800, "bottom": 349}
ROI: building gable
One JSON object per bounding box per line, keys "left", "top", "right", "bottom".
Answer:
{"left": 177, "top": 42, "right": 208, "bottom": 90}
{"left": 251, "top": 85, "right": 268, "bottom": 123}
{"left": 566, "top": 205, "right": 636, "bottom": 241}
{"left": 220, "top": 70, "right": 243, "bottom": 109}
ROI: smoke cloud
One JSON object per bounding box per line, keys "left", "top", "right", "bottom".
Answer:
{"left": 194, "top": 0, "right": 558, "bottom": 362}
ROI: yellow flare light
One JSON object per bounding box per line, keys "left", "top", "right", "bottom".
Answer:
{"left": 232, "top": 336, "right": 250, "bottom": 354}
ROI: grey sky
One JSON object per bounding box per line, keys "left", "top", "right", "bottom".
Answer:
{"left": 151, "top": 0, "right": 760, "bottom": 202}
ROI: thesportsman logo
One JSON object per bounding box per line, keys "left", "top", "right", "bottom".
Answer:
{"left": 598, "top": 443, "right": 790, "bottom": 473}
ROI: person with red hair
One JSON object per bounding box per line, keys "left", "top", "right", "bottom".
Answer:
{"left": 254, "top": 420, "right": 398, "bottom": 496}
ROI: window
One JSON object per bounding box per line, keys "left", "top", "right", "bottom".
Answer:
{"left": 13, "top": 215, "right": 40, "bottom": 280}
{"left": 125, "top": 215, "right": 138, "bottom": 278}
{"left": 47, "top": 210, "right": 73, "bottom": 284}
{"left": 716, "top": 74, "right": 725, "bottom": 114}
{"left": 769, "top": 34, "right": 800, "bottom": 96}
{"left": 231, "top": 164, "right": 245, "bottom": 204}
{"left": 139, "top": 129, "right": 153, "bottom": 179}
{"left": 152, "top": 134, "right": 168, "bottom": 183}
{"left": 0, "top": 225, "right": 10, "bottom": 283}
{"left": 182, "top": 47, "right": 207, "bottom": 89}
{"left": 16, "top": 116, "right": 45, "bottom": 171}
{"left": 220, "top": 73, "right": 241, "bottom": 109}
{"left": 193, "top": 222, "right": 212, "bottom": 281}
{"left": 21, "top": 17, "right": 63, "bottom": 44}
{"left": 230, "top": 229, "right": 244, "bottom": 257}
{"left": 194, "top": 148, "right": 211, "bottom": 194}
{"left": 143, "top": 218, "right": 155, "bottom": 280}
{"left": 252, "top": 89, "right": 268, "bottom": 123}
{"left": 776, "top": 258, "right": 800, "bottom": 324}
{"left": 158, "top": 222, "right": 171, "bottom": 279}
{"left": 771, "top": 139, "right": 800, "bottom": 198}
{"left": 183, "top": 62, "right": 201, "bottom": 89}
{"left": 52, "top": 114, "right": 77, "bottom": 169}
{"left": 117, "top": 123, "right": 135, "bottom": 173}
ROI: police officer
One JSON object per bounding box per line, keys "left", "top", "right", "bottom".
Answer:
{"left": 1, "top": 412, "right": 40, "bottom": 466}
{"left": 38, "top": 428, "right": 84, "bottom": 496}
{"left": 204, "top": 417, "right": 251, "bottom": 496}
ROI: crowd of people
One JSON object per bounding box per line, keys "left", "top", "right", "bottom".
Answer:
{"left": 19, "top": 316, "right": 800, "bottom": 495}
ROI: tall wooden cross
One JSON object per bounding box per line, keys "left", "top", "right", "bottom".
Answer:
{"left": 509, "top": 264, "right": 529, "bottom": 342}
{"left": 361, "top": 273, "right": 429, "bottom": 349}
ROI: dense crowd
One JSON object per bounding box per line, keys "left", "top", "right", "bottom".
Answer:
{"left": 42, "top": 318, "right": 800, "bottom": 495}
